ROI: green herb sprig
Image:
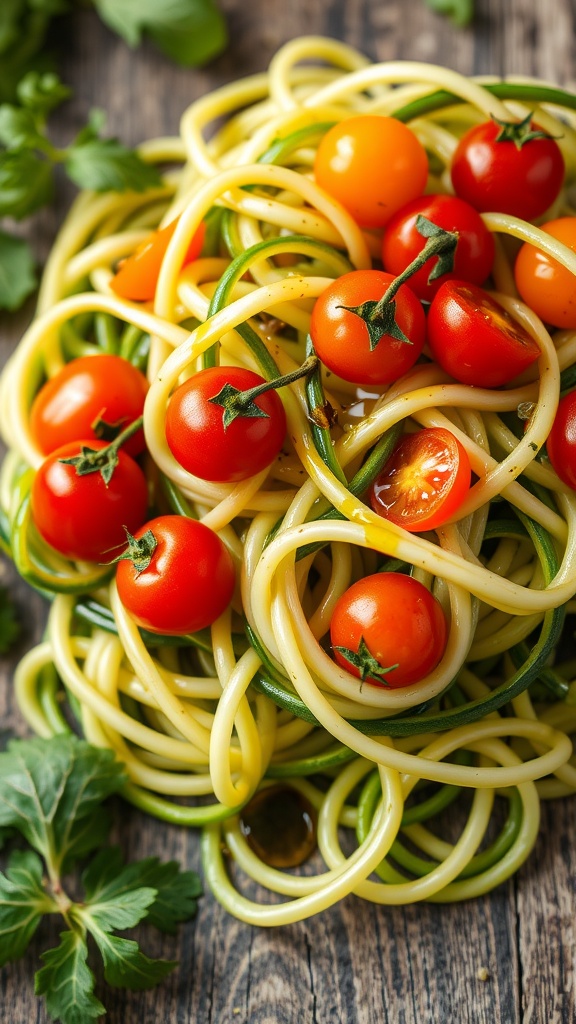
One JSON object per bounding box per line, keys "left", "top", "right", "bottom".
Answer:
{"left": 0, "top": 735, "right": 202, "bottom": 1024}
{"left": 0, "top": 73, "right": 163, "bottom": 311}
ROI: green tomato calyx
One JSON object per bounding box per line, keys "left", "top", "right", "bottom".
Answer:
{"left": 208, "top": 355, "right": 318, "bottom": 430}
{"left": 334, "top": 635, "right": 399, "bottom": 688}
{"left": 339, "top": 216, "right": 457, "bottom": 351}
{"left": 492, "top": 111, "right": 558, "bottom": 150}
{"left": 58, "top": 415, "right": 144, "bottom": 485}
{"left": 110, "top": 527, "right": 157, "bottom": 574}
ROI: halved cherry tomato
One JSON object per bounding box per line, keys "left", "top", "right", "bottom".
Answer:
{"left": 330, "top": 572, "right": 447, "bottom": 688}
{"left": 165, "top": 366, "right": 287, "bottom": 483}
{"left": 116, "top": 515, "right": 235, "bottom": 635}
{"left": 514, "top": 217, "right": 576, "bottom": 329}
{"left": 31, "top": 440, "right": 148, "bottom": 562}
{"left": 314, "top": 116, "right": 428, "bottom": 228}
{"left": 451, "top": 117, "right": 564, "bottom": 221}
{"left": 546, "top": 390, "right": 576, "bottom": 490}
{"left": 381, "top": 194, "right": 495, "bottom": 302}
{"left": 369, "top": 427, "right": 471, "bottom": 532}
{"left": 30, "top": 354, "right": 148, "bottom": 457}
{"left": 427, "top": 281, "right": 540, "bottom": 387}
{"left": 110, "top": 218, "right": 206, "bottom": 302}
{"left": 310, "top": 270, "right": 426, "bottom": 386}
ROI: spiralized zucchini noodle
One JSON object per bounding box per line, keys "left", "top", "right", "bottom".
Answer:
{"left": 2, "top": 36, "right": 576, "bottom": 926}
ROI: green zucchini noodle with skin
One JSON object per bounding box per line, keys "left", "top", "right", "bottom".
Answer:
{"left": 3, "top": 35, "right": 576, "bottom": 926}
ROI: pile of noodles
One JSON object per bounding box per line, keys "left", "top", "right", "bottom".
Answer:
{"left": 1, "top": 37, "right": 576, "bottom": 923}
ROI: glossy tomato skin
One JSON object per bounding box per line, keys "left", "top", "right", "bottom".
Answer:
{"left": 30, "top": 355, "right": 148, "bottom": 457}
{"left": 165, "top": 366, "right": 287, "bottom": 483}
{"left": 330, "top": 572, "right": 447, "bottom": 688}
{"left": 514, "top": 217, "right": 576, "bottom": 329}
{"left": 110, "top": 219, "right": 206, "bottom": 302}
{"left": 382, "top": 194, "right": 495, "bottom": 302}
{"left": 451, "top": 120, "right": 564, "bottom": 221}
{"left": 31, "top": 440, "right": 148, "bottom": 562}
{"left": 427, "top": 281, "right": 541, "bottom": 387}
{"left": 314, "top": 115, "right": 428, "bottom": 229}
{"left": 116, "top": 515, "right": 235, "bottom": 635}
{"left": 546, "top": 391, "right": 576, "bottom": 490}
{"left": 310, "top": 270, "right": 426, "bottom": 386}
{"left": 369, "top": 427, "right": 471, "bottom": 532}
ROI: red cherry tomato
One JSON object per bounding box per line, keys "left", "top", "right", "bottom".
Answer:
{"left": 514, "top": 217, "right": 576, "bottom": 329}
{"left": 165, "top": 366, "right": 287, "bottom": 483}
{"left": 313, "top": 115, "right": 429, "bottom": 228}
{"left": 451, "top": 118, "right": 564, "bottom": 221}
{"left": 546, "top": 390, "right": 576, "bottom": 490}
{"left": 31, "top": 440, "right": 148, "bottom": 562}
{"left": 427, "top": 281, "right": 540, "bottom": 387}
{"left": 30, "top": 354, "right": 148, "bottom": 457}
{"left": 310, "top": 270, "right": 426, "bottom": 386}
{"left": 330, "top": 572, "right": 447, "bottom": 688}
{"left": 381, "top": 194, "right": 495, "bottom": 302}
{"left": 116, "top": 515, "right": 235, "bottom": 635}
{"left": 110, "top": 218, "right": 206, "bottom": 302}
{"left": 369, "top": 427, "right": 471, "bottom": 532}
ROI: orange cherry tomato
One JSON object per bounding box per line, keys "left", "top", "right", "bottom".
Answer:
{"left": 514, "top": 217, "right": 576, "bottom": 329}
{"left": 110, "top": 218, "right": 206, "bottom": 301}
{"left": 314, "top": 116, "right": 428, "bottom": 228}
{"left": 369, "top": 427, "right": 471, "bottom": 532}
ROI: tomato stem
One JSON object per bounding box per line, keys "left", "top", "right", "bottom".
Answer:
{"left": 208, "top": 355, "right": 318, "bottom": 429}
{"left": 373, "top": 216, "right": 458, "bottom": 313}
{"left": 58, "top": 415, "right": 144, "bottom": 485}
{"left": 337, "top": 217, "right": 457, "bottom": 351}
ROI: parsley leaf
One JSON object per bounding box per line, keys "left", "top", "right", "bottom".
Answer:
{"left": 17, "top": 70, "right": 72, "bottom": 119}
{"left": 424, "top": 0, "right": 474, "bottom": 26}
{"left": 0, "top": 230, "right": 36, "bottom": 312}
{"left": 35, "top": 931, "right": 106, "bottom": 1024}
{"left": 94, "top": 0, "right": 228, "bottom": 67}
{"left": 0, "top": 735, "right": 202, "bottom": 1023}
{"left": 0, "top": 850, "right": 53, "bottom": 965}
{"left": 0, "top": 735, "right": 126, "bottom": 873}
{"left": 81, "top": 847, "right": 203, "bottom": 935}
{"left": 88, "top": 930, "right": 177, "bottom": 990}
{"left": 0, "top": 103, "right": 45, "bottom": 150}
{"left": 0, "top": 149, "right": 53, "bottom": 218}
{"left": 0, "top": 583, "right": 20, "bottom": 650}
{"left": 65, "top": 136, "right": 163, "bottom": 193}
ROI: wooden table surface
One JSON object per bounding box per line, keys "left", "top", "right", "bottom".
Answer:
{"left": 1, "top": 1, "right": 575, "bottom": 1021}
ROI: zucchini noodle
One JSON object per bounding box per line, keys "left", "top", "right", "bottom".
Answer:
{"left": 2, "top": 36, "right": 576, "bottom": 925}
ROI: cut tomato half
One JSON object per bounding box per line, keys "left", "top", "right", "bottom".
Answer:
{"left": 369, "top": 427, "right": 471, "bottom": 532}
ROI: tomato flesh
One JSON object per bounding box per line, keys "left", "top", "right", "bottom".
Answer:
{"left": 427, "top": 281, "right": 540, "bottom": 387}
{"left": 330, "top": 572, "right": 447, "bottom": 688}
{"left": 370, "top": 427, "right": 471, "bottom": 532}
{"left": 116, "top": 515, "right": 235, "bottom": 635}
{"left": 110, "top": 218, "right": 206, "bottom": 302}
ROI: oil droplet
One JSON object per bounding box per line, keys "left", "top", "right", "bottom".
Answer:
{"left": 239, "top": 785, "right": 317, "bottom": 868}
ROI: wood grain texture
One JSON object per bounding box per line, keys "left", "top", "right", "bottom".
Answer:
{"left": 1, "top": 1, "right": 576, "bottom": 1021}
